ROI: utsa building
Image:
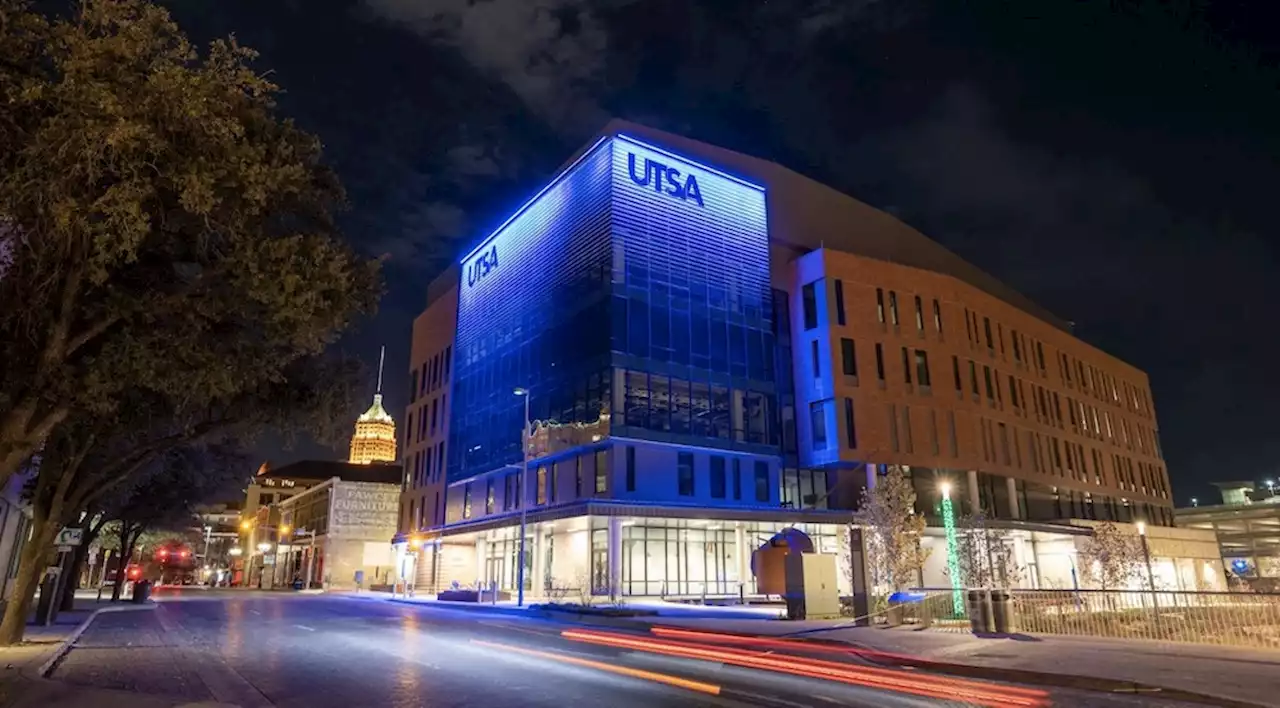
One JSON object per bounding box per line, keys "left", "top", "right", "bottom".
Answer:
{"left": 396, "top": 121, "right": 1214, "bottom": 600}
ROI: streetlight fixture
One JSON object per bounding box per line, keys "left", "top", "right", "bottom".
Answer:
{"left": 513, "top": 387, "right": 531, "bottom": 607}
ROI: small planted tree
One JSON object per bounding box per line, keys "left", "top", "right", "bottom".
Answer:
{"left": 851, "top": 465, "right": 930, "bottom": 599}
{"left": 953, "top": 509, "right": 1023, "bottom": 589}
{"left": 1079, "top": 522, "right": 1145, "bottom": 591}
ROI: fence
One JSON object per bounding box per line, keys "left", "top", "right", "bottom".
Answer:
{"left": 910, "top": 587, "right": 1280, "bottom": 649}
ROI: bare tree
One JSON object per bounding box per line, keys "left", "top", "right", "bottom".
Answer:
{"left": 952, "top": 509, "right": 1023, "bottom": 589}
{"left": 851, "top": 465, "right": 930, "bottom": 594}
{"left": 1078, "top": 522, "right": 1145, "bottom": 591}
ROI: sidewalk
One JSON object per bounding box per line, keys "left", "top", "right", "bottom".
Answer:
{"left": 645, "top": 615, "right": 1280, "bottom": 707}
{"left": 0, "top": 598, "right": 166, "bottom": 708}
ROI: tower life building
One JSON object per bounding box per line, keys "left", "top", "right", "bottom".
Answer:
{"left": 349, "top": 346, "right": 398, "bottom": 465}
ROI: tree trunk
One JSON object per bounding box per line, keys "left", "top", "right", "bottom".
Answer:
{"left": 0, "top": 511, "right": 58, "bottom": 645}
{"left": 110, "top": 526, "right": 140, "bottom": 603}
{"left": 58, "top": 541, "right": 91, "bottom": 612}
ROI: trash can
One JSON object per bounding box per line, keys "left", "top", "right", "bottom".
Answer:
{"left": 131, "top": 579, "right": 152, "bottom": 604}
{"left": 966, "top": 589, "right": 993, "bottom": 634}
{"left": 990, "top": 589, "right": 1015, "bottom": 634}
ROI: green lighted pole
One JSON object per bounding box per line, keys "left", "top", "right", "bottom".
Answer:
{"left": 940, "top": 482, "right": 964, "bottom": 616}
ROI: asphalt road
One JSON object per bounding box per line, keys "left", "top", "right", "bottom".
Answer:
{"left": 51, "top": 590, "right": 1195, "bottom": 708}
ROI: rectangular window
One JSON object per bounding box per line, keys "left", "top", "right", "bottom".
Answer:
{"left": 888, "top": 404, "right": 900, "bottom": 452}
{"left": 915, "top": 350, "right": 931, "bottom": 387}
{"left": 969, "top": 361, "right": 979, "bottom": 395}
{"left": 964, "top": 307, "right": 973, "bottom": 343}
{"left": 914, "top": 295, "right": 924, "bottom": 331}
{"left": 810, "top": 401, "right": 828, "bottom": 449}
{"left": 811, "top": 339, "right": 821, "bottom": 378}
{"left": 1008, "top": 375, "right": 1019, "bottom": 408}
{"left": 575, "top": 456, "right": 583, "bottom": 496}
{"left": 595, "top": 449, "right": 607, "bottom": 494}
{"left": 1012, "top": 330, "right": 1022, "bottom": 362}
{"left": 983, "top": 317, "right": 994, "bottom": 349}
{"left": 732, "top": 458, "right": 742, "bottom": 499}
{"left": 677, "top": 452, "right": 694, "bottom": 496}
{"left": 876, "top": 288, "right": 885, "bottom": 323}
{"left": 536, "top": 465, "right": 546, "bottom": 505}
{"left": 834, "top": 279, "right": 846, "bottom": 325}
{"left": 933, "top": 299, "right": 943, "bottom": 333}
{"left": 875, "top": 344, "right": 885, "bottom": 381}
{"left": 948, "top": 411, "right": 959, "bottom": 456}
{"left": 802, "top": 282, "right": 818, "bottom": 330}
{"left": 1036, "top": 341, "right": 1046, "bottom": 371}
{"left": 929, "top": 409, "right": 940, "bottom": 455}
{"left": 983, "top": 365, "right": 994, "bottom": 401}
{"left": 549, "top": 462, "right": 558, "bottom": 502}
{"left": 485, "top": 480, "right": 495, "bottom": 515}
{"left": 901, "top": 346, "right": 912, "bottom": 384}
{"left": 710, "top": 457, "right": 726, "bottom": 498}
{"left": 462, "top": 484, "right": 472, "bottom": 519}
{"left": 901, "top": 406, "right": 914, "bottom": 452}
{"left": 409, "top": 369, "right": 419, "bottom": 404}
{"left": 755, "top": 462, "right": 770, "bottom": 502}
{"left": 625, "top": 446, "right": 636, "bottom": 492}
{"left": 443, "top": 345, "right": 452, "bottom": 379}
{"left": 889, "top": 291, "right": 900, "bottom": 325}
{"left": 843, "top": 397, "right": 857, "bottom": 449}
{"left": 952, "top": 356, "right": 962, "bottom": 391}
{"left": 997, "top": 323, "right": 1005, "bottom": 354}
{"left": 840, "top": 338, "right": 857, "bottom": 376}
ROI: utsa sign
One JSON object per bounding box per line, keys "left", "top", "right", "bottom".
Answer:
{"left": 466, "top": 245, "right": 498, "bottom": 288}
{"left": 627, "top": 153, "right": 704, "bottom": 207}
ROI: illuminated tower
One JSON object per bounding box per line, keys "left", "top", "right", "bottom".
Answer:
{"left": 349, "top": 346, "right": 397, "bottom": 464}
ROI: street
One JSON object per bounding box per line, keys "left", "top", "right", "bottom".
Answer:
{"left": 45, "top": 591, "right": 1199, "bottom": 708}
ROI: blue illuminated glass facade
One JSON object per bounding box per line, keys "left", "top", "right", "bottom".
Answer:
{"left": 448, "top": 136, "right": 774, "bottom": 484}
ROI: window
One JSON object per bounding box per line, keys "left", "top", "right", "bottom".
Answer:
{"left": 462, "top": 484, "right": 472, "bottom": 519}
{"left": 933, "top": 299, "right": 943, "bottom": 333}
{"left": 964, "top": 307, "right": 973, "bottom": 343}
{"left": 754, "top": 461, "right": 770, "bottom": 502}
{"left": 536, "top": 466, "right": 546, "bottom": 505}
{"left": 948, "top": 410, "right": 959, "bottom": 456}
{"left": 834, "top": 280, "right": 846, "bottom": 325}
{"left": 876, "top": 288, "right": 885, "bottom": 323}
{"left": 677, "top": 453, "right": 694, "bottom": 496}
{"left": 875, "top": 344, "right": 885, "bottom": 381}
{"left": 983, "top": 317, "right": 994, "bottom": 349}
{"left": 802, "top": 282, "right": 818, "bottom": 330}
{"left": 901, "top": 346, "right": 912, "bottom": 384}
{"left": 952, "top": 356, "right": 962, "bottom": 391}
{"left": 997, "top": 323, "right": 1005, "bottom": 354}
{"left": 443, "top": 345, "right": 452, "bottom": 379}
{"left": 843, "top": 397, "right": 857, "bottom": 449}
{"left": 888, "top": 404, "right": 900, "bottom": 452}
{"left": 485, "top": 481, "right": 495, "bottom": 515}
{"left": 983, "top": 365, "right": 994, "bottom": 400}
{"left": 625, "top": 446, "right": 636, "bottom": 492}
{"left": 914, "top": 295, "right": 924, "bottom": 331}
{"left": 710, "top": 457, "right": 726, "bottom": 498}
{"left": 915, "top": 350, "right": 931, "bottom": 387}
{"left": 1036, "top": 341, "right": 1046, "bottom": 371}
{"left": 811, "top": 340, "right": 821, "bottom": 377}
{"left": 969, "top": 361, "right": 979, "bottom": 395}
{"left": 732, "top": 459, "right": 742, "bottom": 499}
{"left": 889, "top": 291, "right": 899, "bottom": 325}
{"left": 595, "top": 449, "right": 607, "bottom": 494}
{"left": 549, "top": 462, "right": 558, "bottom": 502}
{"left": 1008, "top": 375, "right": 1019, "bottom": 408}
{"left": 409, "top": 369, "right": 419, "bottom": 404}
{"left": 1012, "top": 330, "right": 1022, "bottom": 362}
{"left": 840, "top": 338, "right": 857, "bottom": 376}
{"left": 929, "top": 409, "right": 940, "bottom": 455}
{"left": 810, "top": 401, "right": 828, "bottom": 449}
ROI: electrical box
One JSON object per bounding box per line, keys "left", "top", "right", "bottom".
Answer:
{"left": 784, "top": 553, "right": 841, "bottom": 620}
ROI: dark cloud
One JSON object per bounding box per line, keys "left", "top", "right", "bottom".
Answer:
{"left": 163, "top": 0, "right": 1280, "bottom": 499}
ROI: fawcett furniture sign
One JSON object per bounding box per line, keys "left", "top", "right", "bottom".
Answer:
{"left": 329, "top": 482, "right": 399, "bottom": 539}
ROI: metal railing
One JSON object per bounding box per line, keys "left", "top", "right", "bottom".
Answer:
{"left": 911, "top": 587, "right": 1280, "bottom": 649}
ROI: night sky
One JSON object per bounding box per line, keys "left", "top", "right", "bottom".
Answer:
{"left": 158, "top": 0, "right": 1279, "bottom": 504}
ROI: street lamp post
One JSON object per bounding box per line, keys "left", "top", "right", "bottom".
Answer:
{"left": 1136, "top": 521, "right": 1163, "bottom": 636}
{"left": 514, "top": 387, "right": 531, "bottom": 607}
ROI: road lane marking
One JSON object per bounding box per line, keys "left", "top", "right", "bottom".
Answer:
{"left": 249, "top": 610, "right": 261, "bottom": 615}
{"left": 294, "top": 624, "right": 316, "bottom": 631}
{"left": 469, "top": 639, "right": 721, "bottom": 696}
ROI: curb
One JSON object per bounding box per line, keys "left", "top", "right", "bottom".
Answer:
{"left": 378, "top": 596, "right": 655, "bottom": 629}
{"left": 34, "top": 602, "right": 158, "bottom": 678}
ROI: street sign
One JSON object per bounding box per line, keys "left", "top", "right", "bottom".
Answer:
{"left": 55, "top": 527, "right": 84, "bottom": 547}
